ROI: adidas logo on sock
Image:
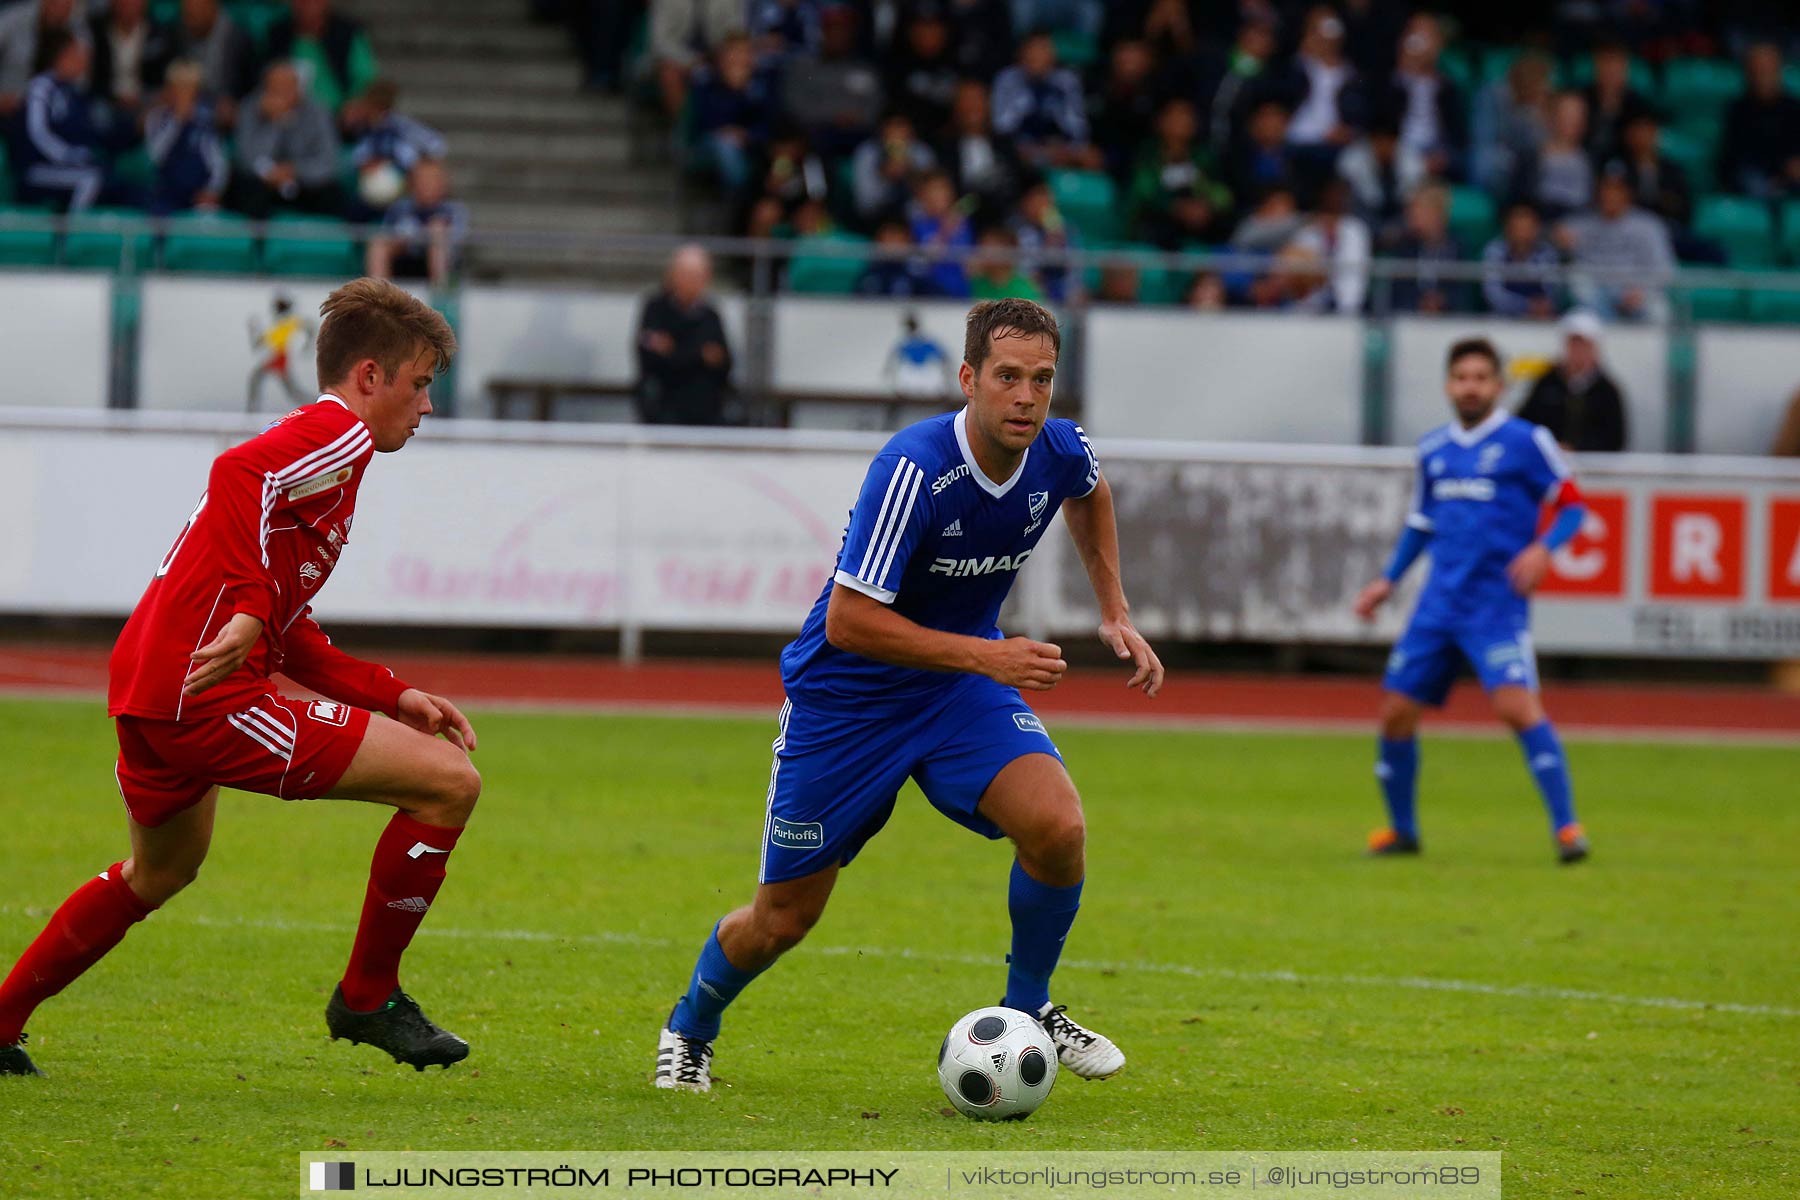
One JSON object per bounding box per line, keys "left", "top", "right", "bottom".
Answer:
{"left": 386, "top": 897, "right": 430, "bottom": 913}
{"left": 942, "top": 519, "right": 962, "bottom": 537}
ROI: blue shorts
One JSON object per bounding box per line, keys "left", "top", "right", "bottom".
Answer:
{"left": 758, "top": 675, "right": 1062, "bottom": 884}
{"left": 1383, "top": 615, "right": 1539, "bottom": 708}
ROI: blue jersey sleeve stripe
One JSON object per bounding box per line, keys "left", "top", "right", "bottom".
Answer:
{"left": 855, "top": 458, "right": 913, "bottom": 582}
{"left": 870, "top": 463, "right": 924, "bottom": 588}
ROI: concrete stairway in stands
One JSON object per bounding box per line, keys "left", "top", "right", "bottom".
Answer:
{"left": 347, "top": 0, "right": 689, "bottom": 284}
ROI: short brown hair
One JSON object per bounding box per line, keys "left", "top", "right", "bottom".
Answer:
{"left": 964, "top": 298, "right": 1060, "bottom": 374}
{"left": 316, "top": 278, "right": 457, "bottom": 387}
{"left": 1447, "top": 336, "right": 1503, "bottom": 374}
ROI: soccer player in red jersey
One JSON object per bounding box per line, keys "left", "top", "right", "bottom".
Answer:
{"left": 1, "top": 279, "right": 481, "bottom": 1077}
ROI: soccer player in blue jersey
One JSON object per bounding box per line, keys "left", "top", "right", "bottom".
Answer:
{"left": 653, "top": 298, "right": 1164, "bottom": 1092}
{"left": 1355, "top": 337, "right": 1592, "bottom": 865}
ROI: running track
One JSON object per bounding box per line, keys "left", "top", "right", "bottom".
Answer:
{"left": 2, "top": 644, "right": 1796, "bottom": 741}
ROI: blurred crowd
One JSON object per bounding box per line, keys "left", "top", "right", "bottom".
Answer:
{"left": 0, "top": 0, "right": 464, "bottom": 282}
{"left": 578, "top": 0, "right": 1800, "bottom": 316}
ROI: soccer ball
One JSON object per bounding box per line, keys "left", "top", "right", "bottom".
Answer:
{"left": 359, "top": 161, "right": 407, "bottom": 209}
{"left": 937, "top": 1006, "right": 1058, "bottom": 1121}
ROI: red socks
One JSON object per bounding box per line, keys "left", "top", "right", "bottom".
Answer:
{"left": 339, "top": 813, "right": 464, "bottom": 1011}
{"left": 0, "top": 862, "right": 154, "bottom": 1045}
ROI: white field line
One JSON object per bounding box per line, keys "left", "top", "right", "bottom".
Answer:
{"left": 2, "top": 686, "right": 1795, "bottom": 747}
{"left": 3, "top": 909, "right": 1784, "bottom": 1021}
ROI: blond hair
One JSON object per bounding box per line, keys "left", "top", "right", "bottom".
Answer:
{"left": 316, "top": 278, "right": 457, "bottom": 386}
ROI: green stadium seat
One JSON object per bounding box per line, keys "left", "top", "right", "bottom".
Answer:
{"left": 0, "top": 141, "right": 12, "bottom": 202}
{"left": 0, "top": 204, "right": 56, "bottom": 266}
{"left": 161, "top": 211, "right": 257, "bottom": 272}
{"left": 1694, "top": 194, "right": 1776, "bottom": 266}
{"left": 1049, "top": 29, "right": 1098, "bottom": 69}
{"left": 1437, "top": 44, "right": 1477, "bottom": 93}
{"left": 1657, "top": 126, "right": 1715, "bottom": 192}
{"left": 261, "top": 215, "right": 362, "bottom": 277}
{"left": 1447, "top": 184, "right": 1497, "bottom": 250}
{"left": 61, "top": 208, "right": 155, "bottom": 269}
{"left": 1048, "top": 169, "right": 1120, "bottom": 242}
{"left": 1566, "top": 54, "right": 1658, "bottom": 96}
{"left": 1679, "top": 286, "right": 1744, "bottom": 322}
{"left": 786, "top": 233, "right": 868, "bottom": 294}
{"left": 1660, "top": 58, "right": 1742, "bottom": 124}
{"left": 1082, "top": 242, "right": 1180, "bottom": 305}
{"left": 1746, "top": 286, "right": 1800, "bottom": 325}
{"left": 1779, "top": 199, "right": 1800, "bottom": 263}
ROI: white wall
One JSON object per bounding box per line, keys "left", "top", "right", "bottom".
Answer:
{"left": 1694, "top": 326, "right": 1800, "bottom": 455}
{"left": 0, "top": 273, "right": 111, "bottom": 408}
{"left": 1082, "top": 310, "right": 1363, "bottom": 443}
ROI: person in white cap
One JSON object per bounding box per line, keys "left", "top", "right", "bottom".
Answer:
{"left": 1516, "top": 309, "right": 1628, "bottom": 451}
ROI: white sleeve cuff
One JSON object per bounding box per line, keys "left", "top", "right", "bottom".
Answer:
{"left": 1406, "top": 513, "right": 1436, "bottom": 532}
{"left": 833, "top": 569, "right": 896, "bottom": 605}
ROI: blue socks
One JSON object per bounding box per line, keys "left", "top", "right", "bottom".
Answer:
{"left": 1375, "top": 737, "right": 1420, "bottom": 839}
{"left": 1517, "top": 720, "right": 1577, "bottom": 832}
{"left": 668, "top": 923, "right": 766, "bottom": 1041}
{"left": 1002, "top": 861, "right": 1083, "bottom": 1014}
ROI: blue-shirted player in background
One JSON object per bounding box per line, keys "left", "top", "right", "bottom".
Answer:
{"left": 654, "top": 299, "right": 1164, "bottom": 1092}
{"left": 1356, "top": 337, "right": 1592, "bottom": 865}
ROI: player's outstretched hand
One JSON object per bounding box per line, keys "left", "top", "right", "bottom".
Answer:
{"left": 1353, "top": 578, "right": 1392, "bottom": 622}
{"left": 1099, "top": 618, "right": 1164, "bottom": 698}
{"left": 1507, "top": 542, "right": 1552, "bottom": 596}
{"left": 183, "top": 612, "right": 265, "bottom": 697}
{"left": 984, "top": 637, "right": 1067, "bottom": 692}
{"left": 397, "top": 688, "right": 479, "bottom": 753}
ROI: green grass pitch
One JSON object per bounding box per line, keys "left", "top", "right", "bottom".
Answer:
{"left": 0, "top": 697, "right": 1795, "bottom": 1198}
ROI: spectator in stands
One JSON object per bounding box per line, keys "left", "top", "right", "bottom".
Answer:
{"left": 1279, "top": 6, "right": 1358, "bottom": 188}
{"left": 991, "top": 31, "right": 1102, "bottom": 170}
{"left": 228, "top": 60, "right": 345, "bottom": 218}
{"left": 1580, "top": 42, "right": 1654, "bottom": 168}
{"left": 145, "top": 59, "right": 228, "bottom": 213}
{"left": 13, "top": 29, "right": 120, "bottom": 211}
{"left": 87, "top": 0, "right": 167, "bottom": 118}
{"left": 851, "top": 112, "right": 935, "bottom": 227}
{"left": 1008, "top": 174, "right": 1080, "bottom": 303}
{"left": 159, "top": 0, "right": 257, "bottom": 120}
{"left": 1517, "top": 309, "right": 1627, "bottom": 452}
{"left": 779, "top": 5, "right": 881, "bottom": 159}
{"left": 1095, "top": 260, "right": 1142, "bottom": 305}
{"left": 689, "top": 33, "right": 772, "bottom": 198}
{"left": 265, "top": 0, "right": 377, "bottom": 129}
{"left": 1719, "top": 42, "right": 1800, "bottom": 199}
{"left": 885, "top": 7, "right": 959, "bottom": 138}
{"left": 1183, "top": 270, "right": 1226, "bottom": 310}
{"left": 747, "top": 0, "right": 823, "bottom": 63}
{"left": 350, "top": 80, "right": 447, "bottom": 209}
{"left": 1482, "top": 202, "right": 1561, "bottom": 319}
{"left": 1287, "top": 177, "right": 1370, "bottom": 313}
{"left": 907, "top": 168, "right": 974, "bottom": 298}
{"left": 1610, "top": 112, "right": 1694, "bottom": 241}
{"left": 1520, "top": 91, "right": 1594, "bottom": 219}
{"left": 1384, "top": 183, "right": 1468, "bottom": 314}
{"left": 649, "top": 0, "right": 744, "bottom": 118}
{"left": 565, "top": 0, "right": 641, "bottom": 93}
{"left": 1194, "top": 13, "right": 1277, "bottom": 156}
{"left": 1248, "top": 241, "right": 1332, "bottom": 312}
{"left": 1472, "top": 50, "right": 1552, "bottom": 196}
{"left": 1229, "top": 184, "right": 1304, "bottom": 253}
{"left": 1379, "top": 11, "right": 1464, "bottom": 181}
{"left": 943, "top": 0, "right": 1014, "bottom": 82}
{"left": 1337, "top": 112, "right": 1426, "bottom": 241}
{"left": 968, "top": 226, "right": 1044, "bottom": 300}
{"left": 1228, "top": 98, "right": 1297, "bottom": 202}
{"left": 634, "top": 244, "right": 735, "bottom": 426}
{"left": 1556, "top": 165, "right": 1675, "bottom": 322}
{"left": 855, "top": 218, "right": 940, "bottom": 297}
{"left": 1089, "top": 38, "right": 1162, "bottom": 180}
{"left": 0, "top": 0, "right": 87, "bottom": 113}
{"left": 935, "top": 79, "right": 1022, "bottom": 225}
{"left": 1128, "top": 97, "right": 1233, "bottom": 249}
{"left": 754, "top": 125, "right": 829, "bottom": 215}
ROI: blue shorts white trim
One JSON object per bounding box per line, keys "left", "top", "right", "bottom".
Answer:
{"left": 757, "top": 675, "right": 1062, "bottom": 884}
{"left": 1383, "top": 614, "right": 1540, "bottom": 707}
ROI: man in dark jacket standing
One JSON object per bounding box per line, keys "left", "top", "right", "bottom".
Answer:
{"left": 1517, "top": 309, "right": 1628, "bottom": 452}
{"left": 635, "top": 244, "right": 735, "bottom": 426}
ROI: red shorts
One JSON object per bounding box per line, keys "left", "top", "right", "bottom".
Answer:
{"left": 115, "top": 690, "right": 372, "bottom": 827}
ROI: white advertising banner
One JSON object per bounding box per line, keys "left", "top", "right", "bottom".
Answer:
{"left": 3, "top": 414, "right": 1796, "bottom": 657}
{"left": 1693, "top": 326, "right": 1800, "bottom": 456}
{"left": 0, "top": 272, "right": 111, "bottom": 409}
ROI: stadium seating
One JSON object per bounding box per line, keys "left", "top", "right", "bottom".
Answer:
{"left": 786, "top": 232, "right": 869, "bottom": 294}
{"left": 1660, "top": 59, "right": 1742, "bottom": 129}
{"left": 1447, "top": 185, "right": 1498, "bottom": 251}
{"left": 261, "top": 215, "right": 363, "bottom": 277}
{"left": 0, "top": 206, "right": 56, "bottom": 266}
{"left": 1047, "top": 170, "right": 1121, "bottom": 243}
{"left": 161, "top": 211, "right": 258, "bottom": 273}
{"left": 62, "top": 208, "right": 157, "bottom": 270}
{"left": 1657, "top": 126, "right": 1715, "bottom": 192}
{"left": 1693, "top": 194, "right": 1777, "bottom": 266}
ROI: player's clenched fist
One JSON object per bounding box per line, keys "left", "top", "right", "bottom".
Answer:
{"left": 982, "top": 637, "right": 1067, "bottom": 691}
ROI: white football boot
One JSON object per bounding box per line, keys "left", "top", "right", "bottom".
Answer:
{"left": 654, "top": 1021, "right": 714, "bottom": 1092}
{"left": 1036, "top": 1003, "right": 1126, "bottom": 1079}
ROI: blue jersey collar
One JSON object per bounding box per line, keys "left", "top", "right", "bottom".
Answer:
{"left": 1446, "top": 406, "right": 1508, "bottom": 448}
{"left": 954, "top": 408, "right": 1030, "bottom": 499}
